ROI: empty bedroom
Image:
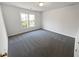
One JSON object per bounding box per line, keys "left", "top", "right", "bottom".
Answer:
{"left": 0, "top": 2, "right": 79, "bottom": 57}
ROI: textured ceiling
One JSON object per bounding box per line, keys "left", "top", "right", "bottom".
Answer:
{"left": 1, "top": 2, "right": 79, "bottom": 12}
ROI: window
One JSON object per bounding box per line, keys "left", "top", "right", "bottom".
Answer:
{"left": 20, "top": 13, "right": 29, "bottom": 28}
{"left": 20, "top": 13, "right": 35, "bottom": 28}
{"left": 29, "top": 14, "right": 35, "bottom": 27}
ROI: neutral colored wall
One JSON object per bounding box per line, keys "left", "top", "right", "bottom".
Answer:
{"left": 43, "top": 5, "right": 79, "bottom": 38}
{"left": 1, "top": 4, "right": 42, "bottom": 36}
{"left": 0, "top": 5, "right": 8, "bottom": 54}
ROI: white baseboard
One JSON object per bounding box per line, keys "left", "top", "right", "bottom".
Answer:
{"left": 43, "top": 28, "right": 75, "bottom": 38}
{"left": 8, "top": 28, "right": 42, "bottom": 37}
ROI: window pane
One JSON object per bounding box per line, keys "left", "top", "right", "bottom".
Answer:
{"left": 29, "top": 14, "right": 35, "bottom": 27}
{"left": 21, "top": 13, "right": 28, "bottom": 21}
{"left": 20, "top": 13, "right": 28, "bottom": 27}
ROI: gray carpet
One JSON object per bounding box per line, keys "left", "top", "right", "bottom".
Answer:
{"left": 8, "top": 29, "right": 75, "bottom": 57}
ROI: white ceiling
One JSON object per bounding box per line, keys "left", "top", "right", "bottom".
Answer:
{"left": 1, "top": 2, "right": 79, "bottom": 12}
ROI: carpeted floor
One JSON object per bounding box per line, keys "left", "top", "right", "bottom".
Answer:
{"left": 8, "top": 29, "right": 75, "bottom": 57}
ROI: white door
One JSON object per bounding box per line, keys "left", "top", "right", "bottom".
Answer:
{"left": 74, "top": 29, "right": 79, "bottom": 57}
{"left": 0, "top": 5, "right": 8, "bottom": 55}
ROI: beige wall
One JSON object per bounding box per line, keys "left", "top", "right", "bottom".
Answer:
{"left": 43, "top": 5, "right": 79, "bottom": 38}
{"left": 2, "top": 4, "right": 42, "bottom": 36}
